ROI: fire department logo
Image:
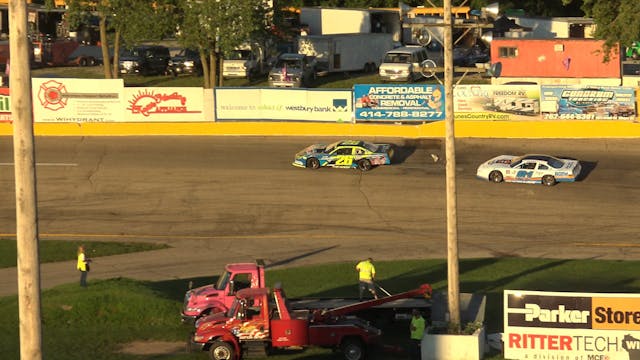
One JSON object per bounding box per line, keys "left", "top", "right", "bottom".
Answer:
{"left": 37, "top": 80, "right": 68, "bottom": 111}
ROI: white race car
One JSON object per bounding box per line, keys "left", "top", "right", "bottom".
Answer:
{"left": 476, "top": 154, "right": 582, "bottom": 186}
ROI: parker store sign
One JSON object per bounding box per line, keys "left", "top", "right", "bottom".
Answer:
{"left": 504, "top": 290, "right": 640, "bottom": 360}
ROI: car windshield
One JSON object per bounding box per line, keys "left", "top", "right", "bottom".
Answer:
{"left": 384, "top": 53, "right": 410, "bottom": 63}
{"left": 546, "top": 157, "right": 565, "bottom": 168}
{"left": 121, "top": 48, "right": 142, "bottom": 57}
{"left": 227, "top": 298, "right": 242, "bottom": 318}
{"left": 275, "top": 59, "right": 302, "bottom": 69}
{"left": 509, "top": 156, "right": 524, "bottom": 168}
{"left": 511, "top": 155, "right": 565, "bottom": 169}
{"left": 324, "top": 141, "right": 341, "bottom": 153}
{"left": 361, "top": 142, "right": 378, "bottom": 152}
{"left": 215, "top": 270, "right": 231, "bottom": 290}
{"left": 184, "top": 49, "right": 199, "bottom": 58}
{"left": 228, "top": 49, "right": 252, "bottom": 60}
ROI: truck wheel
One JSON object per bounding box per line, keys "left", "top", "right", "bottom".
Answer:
{"left": 209, "top": 341, "right": 234, "bottom": 360}
{"left": 79, "top": 57, "right": 88, "bottom": 67}
{"left": 341, "top": 338, "right": 365, "bottom": 360}
{"left": 88, "top": 57, "right": 96, "bottom": 66}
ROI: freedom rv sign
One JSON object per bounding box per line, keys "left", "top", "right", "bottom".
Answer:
{"left": 504, "top": 290, "right": 640, "bottom": 360}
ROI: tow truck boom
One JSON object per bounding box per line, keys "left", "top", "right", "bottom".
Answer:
{"left": 311, "top": 283, "right": 432, "bottom": 322}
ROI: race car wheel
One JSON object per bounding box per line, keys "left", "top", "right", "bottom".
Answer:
{"left": 341, "top": 338, "right": 365, "bottom": 360}
{"left": 306, "top": 157, "right": 320, "bottom": 169}
{"left": 357, "top": 159, "right": 372, "bottom": 172}
{"left": 542, "top": 175, "right": 557, "bottom": 186}
{"left": 209, "top": 340, "right": 234, "bottom": 360}
{"left": 489, "top": 170, "right": 503, "bottom": 183}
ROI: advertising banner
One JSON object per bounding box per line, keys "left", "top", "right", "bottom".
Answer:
{"left": 0, "top": 88, "right": 10, "bottom": 123}
{"left": 540, "top": 85, "right": 636, "bottom": 120}
{"left": 504, "top": 290, "right": 640, "bottom": 360}
{"left": 124, "top": 87, "right": 205, "bottom": 122}
{"left": 454, "top": 84, "right": 541, "bottom": 120}
{"left": 353, "top": 84, "right": 445, "bottom": 122}
{"left": 32, "top": 78, "right": 124, "bottom": 122}
{"left": 214, "top": 88, "right": 352, "bottom": 122}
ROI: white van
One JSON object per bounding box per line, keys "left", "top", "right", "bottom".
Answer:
{"left": 378, "top": 45, "right": 429, "bottom": 82}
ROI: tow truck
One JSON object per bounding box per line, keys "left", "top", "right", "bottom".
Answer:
{"left": 182, "top": 260, "right": 431, "bottom": 324}
{"left": 182, "top": 261, "right": 266, "bottom": 323}
{"left": 189, "top": 283, "right": 432, "bottom": 360}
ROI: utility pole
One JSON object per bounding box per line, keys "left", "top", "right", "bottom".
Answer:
{"left": 443, "top": 0, "right": 461, "bottom": 332}
{"left": 10, "top": 0, "right": 43, "bottom": 358}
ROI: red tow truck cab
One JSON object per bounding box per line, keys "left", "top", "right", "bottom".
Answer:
{"left": 182, "top": 260, "right": 265, "bottom": 323}
{"left": 190, "top": 283, "right": 432, "bottom": 360}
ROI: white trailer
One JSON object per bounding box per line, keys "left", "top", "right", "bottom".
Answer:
{"left": 301, "top": 7, "right": 372, "bottom": 34}
{"left": 297, "top": 33, "right": 395, "bottom": 74}
{"left": 300, "top": 7, "right": 402, "bottom": 42}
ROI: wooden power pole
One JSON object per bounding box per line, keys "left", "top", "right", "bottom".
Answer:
{"left": 443, "top": 0, "right": 461, "bottom": 332}
{"left": 10, "top": 0, "right": 43, "bottom": 359}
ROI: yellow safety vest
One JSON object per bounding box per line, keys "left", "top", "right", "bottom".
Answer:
{"left": 410, "top": 315, "right": 425, "bottom": 340}
{"left": 356, "top": 260, "right": 375, "bottom": 281}
{"left": 77, "top": 253, "right": 86, "bottom": 271}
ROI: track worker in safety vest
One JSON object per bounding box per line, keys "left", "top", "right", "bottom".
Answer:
{"left": 409, "top": 308, "right": 426, "bottom": 360}
{"left": 355, "top": 257, "right": 378, "bottom": 300}
{"left": 77, "top": 245, "right": 91, "bottom": 287}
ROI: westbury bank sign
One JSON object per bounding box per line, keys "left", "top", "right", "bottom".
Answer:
{"left": 504, "top": 290, "right": 640, "bottom": 360}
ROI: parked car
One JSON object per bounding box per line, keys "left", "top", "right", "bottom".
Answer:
{"left": 378, "top": 45, "right": 430, "bottom": 82}
{"left": 119, "top": 45, "right": 170, "bottom": 76}
{"left": 268, "top": 53, "right": 317, "bottom": 88}
{"left": 292, "top": 140, "right": 394, "bottom": 171}
{"left": 476, "top": 154, "right": 582, "bottom": 186}
{"left": 453, "top": 45, "right": 490, "bottom": 67}
{"left": 168, "top": 48, "right": 203, "bottom": 77}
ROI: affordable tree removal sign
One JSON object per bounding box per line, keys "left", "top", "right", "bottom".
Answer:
{"left": 504, "top": 290, "right": 640, "bottom": 360}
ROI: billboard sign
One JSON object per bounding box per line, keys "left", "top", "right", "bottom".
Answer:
{"left": 0, "top": 87, "right": 10, "bottom": 123}
{"left": 124, "top": 87, "right": 205, "bottom": 122}
{"left": 504, "top": 290, "right": 640, "bottom": 360}
{"left": 214, "top": 88, "right": 352, "bottom": 122}
{"left": 540, "top": 85, "right": 636, "bottom": 120}
{"left": 32, "top": 78, "right": 124, "bottom": 122}
{"left": 454, "top": 84, "right": 541, "bottom": 120}
{"left": 353, "top": 84, "right": 445, "bottom": 122}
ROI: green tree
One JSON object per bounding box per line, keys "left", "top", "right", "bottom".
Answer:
{"left": 175, "top": 0, "right": 271, "bottom": 88}
{"left": 564, "top": 0, "right": 640, "bottom": 58}
{"left": 65, "top": 0, "right": 176, "bottom": 79}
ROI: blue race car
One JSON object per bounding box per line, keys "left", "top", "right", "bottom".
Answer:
{"left": 292, "top": 140, "right": 394, "bottom": 171}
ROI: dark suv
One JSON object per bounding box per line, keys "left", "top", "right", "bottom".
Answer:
{"left": 168, "top": 48, "right": 203, "bottom": 76}
{"left": 119, "top": 45, "right": 170, "bottom": 76}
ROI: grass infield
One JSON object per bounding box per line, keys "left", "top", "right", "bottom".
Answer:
{"left": 2, "top": 253, "right": 639, "bottom": 359}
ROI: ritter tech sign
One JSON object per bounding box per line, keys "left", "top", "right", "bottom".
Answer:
{"left": 504, "top": 290, "right": 640, "bottom": 360}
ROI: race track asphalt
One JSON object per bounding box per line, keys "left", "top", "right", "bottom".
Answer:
{"left": 1, "top": 136, "right": 639, "bottom": 297}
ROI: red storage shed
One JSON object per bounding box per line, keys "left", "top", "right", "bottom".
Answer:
{"left": 490, "top": 38, "right": 621, "bottom": 85}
